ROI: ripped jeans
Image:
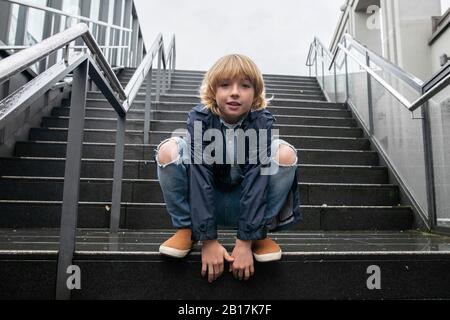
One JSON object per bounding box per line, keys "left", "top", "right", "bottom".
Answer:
{"left": 155, "top": 137, "right": 298, "bottom": 229}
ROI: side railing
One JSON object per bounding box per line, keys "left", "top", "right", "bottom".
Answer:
{"left": 306, "top": 33, "right": 450, "bottom": 235}
{"left": 0, "top": 23, "right": 176, "bottom": 299}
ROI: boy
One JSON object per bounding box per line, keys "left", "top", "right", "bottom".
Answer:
{"left": 155, "top": 54, "right": 301, "bottom": 283}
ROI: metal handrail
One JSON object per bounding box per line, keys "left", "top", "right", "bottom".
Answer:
{"left": 3, "top": 0, "right": 132, "bottom": 32}
{"left": 0, "top": 23, "right": 126, "bottom": 101}
{"left": 0, "top": 22, "right": 176, "bottom": 299}
{"left": 305, "top": 32, "right": 448, "bottom": 112}
{"left": 0, "top": 45, "right": 129, "bottom": 50}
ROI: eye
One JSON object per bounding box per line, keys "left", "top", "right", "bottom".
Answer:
{"left": 219, "top": 82, "right": 229, "bottom": 87}
{"left": 242, "top": 82, "right": 252, "bottom": 88}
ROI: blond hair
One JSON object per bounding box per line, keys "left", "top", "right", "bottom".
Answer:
{"left": 200, "top": 54, "right": 270, "bottom": 116}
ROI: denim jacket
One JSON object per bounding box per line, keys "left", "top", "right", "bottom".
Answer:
{"left": 186, "top": 104, "right": 301, "bottom": 241}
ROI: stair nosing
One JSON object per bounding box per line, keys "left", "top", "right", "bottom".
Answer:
{"left": 45, "top": 116, "right": 360, "bottom": 130}
{"left": 18, "top": 140, "right": 380, "bottom": 153}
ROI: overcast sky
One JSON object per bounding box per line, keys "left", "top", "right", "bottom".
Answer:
{"left": 134, "top": 0, "right": 450, "bottom": 76}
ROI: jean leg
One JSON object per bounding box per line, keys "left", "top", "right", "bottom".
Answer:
{"left": 265, "top": 139, "right": 298, "bottom": 221}
{"left": 155, "top": 137, "right": 191, "bottom": 228}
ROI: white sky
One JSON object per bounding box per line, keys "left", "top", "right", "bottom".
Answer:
{"left": 134, "top": 0, "right": 450, "bottom": 76}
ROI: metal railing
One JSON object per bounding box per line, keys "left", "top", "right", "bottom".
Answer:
{"left": 0, "top": 23, "right": 176, "bottom": 299}
{"left": 0, "top": 0, "right": 138, "bottom": 70}
{"left": 305, "top": 32, "right": 450, "bottom": 234}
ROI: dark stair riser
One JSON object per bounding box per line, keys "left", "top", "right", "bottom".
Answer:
{"left": 0, "top": 203, "right": 412, "bottom": 230}
{"left": 125, "top": 83, "right": 325, "bottom": 92}
{"left": 0, "top": 178, "right": 401, "bottom": 205}
{"left": 0, "top": 158, "right": 389, "bottom": 183}
{"left": 15, "top": 142, "right": 380, "bottom": 165}
{"left": 88, "top": 91, "right": 325, "bottom": 102}
{"left": 84, "top": 99, "right": 346, "bottom": 110}
{"left": 29, "top": 128, "right": 371, "bottom": 150}
{"left": 52, "top": 107, "right": 357, "bottom": 126}
{"left": 1, "top": 254, "right": 448, "bottom": 299}
{"left": 83, "top": 102, "right": 352, "bottom": 117}
{"left": 41, "top": 117, "right": 364, "bottom": 138}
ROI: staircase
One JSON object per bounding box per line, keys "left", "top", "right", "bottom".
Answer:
{"left": 0, "top": 69, "right": 449, "bottom": 299}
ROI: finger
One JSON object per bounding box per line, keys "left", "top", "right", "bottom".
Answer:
{"left": 224, "top": 251, "right": 235, "bottom": 262}
{"left": 233, "top": 268, "right": 239, "bottom": 279}
{"left": 238, "top": 268, "right": 244, "bottom": 281}
{"left": 218, "top": 262, "right": 224, "bottom": 277}
{"left": 250, "top": 265, "right": 255, "bottom": 277}
{"left": 244, "top": 268, "right": 250, "bottom": 281}
{"left": 213, "top": 264, "right": 220, "bottom": 281}
{"left": 201, "top": 263, "right": 207, "bottom": 278}
{"left": 208, "top": 264, "right": 214, "bottom": 283}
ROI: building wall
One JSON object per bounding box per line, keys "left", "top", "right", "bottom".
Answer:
{"left": 430, "top": 29, "right": 450, "bottom": 74}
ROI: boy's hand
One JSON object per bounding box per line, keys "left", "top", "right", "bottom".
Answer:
{"left": 201, "top": 240, "right": 234, "bottom": 283}
{"left": 230, "top": 239, "right": 254, "bottom": 281}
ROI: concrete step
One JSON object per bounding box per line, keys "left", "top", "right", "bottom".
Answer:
{"left": 121, "top": 69, "right": 316, "bottom": 81}
{"left": 0, "top": 157, "right": 388, "bottom": 183}
{"left": 125, "top": 82, "right": 323, "bottom": 92}
{"left": 2, "top": 229, "right": 449, "bottom": 299}
{"left": 87, "top": 91, "right": 325, "bottom": 102}
{"left": 119, "top": 73, "right": 317, "bottom": 84}
{"left": 41, "top": 117, "right": 364, "bottom": 138}
{"left": 0, "top": 176, "right": 401, "bottom": 205}
{"left": 52, "top": 107, "right": 357, "bottom": 127}
{"left": 0, "top": 202, "right": 412, "bottom": 230}
{"left": 28, "top": 127, "right": 371, "bottom": 149}
{"left": 14, "top": 141, "right": 380, "bottom": 165}
{"left": 85, "top": 100, "right": 351, "bottom": 116}
{"left": 129, "top": 82, "right": 323, "bottom": 93}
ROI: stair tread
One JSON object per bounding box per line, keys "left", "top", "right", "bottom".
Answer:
{"left": 0, "top": 176, "right": 396, "bottom": 186}
{"left": 1, "top": 157, "right": 385, "bottom": 168}
{"left": 0, "top": 229, "right": 448, "bottom": 257}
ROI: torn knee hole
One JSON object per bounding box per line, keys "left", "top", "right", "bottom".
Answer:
{"left": 157, "top": 139, "right": 180, "bottom": 165}
{"left": 275, "top": 144, "right": 297, "bottom": 166}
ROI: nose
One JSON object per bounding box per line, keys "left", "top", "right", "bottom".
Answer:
{"left": 230, "top": 83, "right": 240, "bottom": 97}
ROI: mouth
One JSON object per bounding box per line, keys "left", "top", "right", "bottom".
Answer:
{"left": 227, "top": 102, "right": 241, "bottom": 107}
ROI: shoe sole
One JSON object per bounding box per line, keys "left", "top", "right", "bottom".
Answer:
{"left": 159, "top": 245, "right": 192, "bottom": 258}
{"left": 253, "top": 250, "right": 282, "bottom": 262}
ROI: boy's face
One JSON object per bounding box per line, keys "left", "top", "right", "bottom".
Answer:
{"left": 215, "top": 77, "right": 255, "bottom": 124}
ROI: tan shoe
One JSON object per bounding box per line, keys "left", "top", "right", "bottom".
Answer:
{"left": 159, "top": 229, "right": 194, "bottom": 258}
{"left": 252, "top": 237, "right": 282, "bottom": 262}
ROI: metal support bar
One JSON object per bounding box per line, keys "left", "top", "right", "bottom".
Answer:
{"left": 144, "top": 69, "right": 152, "bottom": 145}
{"left": 15, "top": 6, "right": 29, "bottom": 45}
{"left": 333, "top": 62, "right": 337, "bottom": 102}
{"left": 110, "top": 115, "right": 126, "bottom": 233}
{"left": 314, "top": 42, "right": 318, "bottom": 80}
{"left": 366, "top": 52, "right": 374, "bottom": 136}
{"left": 56, "top": 59, "right": 88, "bottom": 300}
{"left": 156, "top": 46, "right": 162, "bottom": 102}
{"left": 344, "top": 39, "right": 349, "bottom": 102}
{"left": 321, "top": 47, "right": 325, "bottom": 90}
{"left": 421, "top": 100, "right": 437, "bottom": 231}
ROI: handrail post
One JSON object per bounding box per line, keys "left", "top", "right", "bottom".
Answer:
{"left": 56, "top": 59, "right": 89, "bottom": 300}
{"left": 156, "top": 45, "right": 162, "bottom": 102}
{"left": 144, "top": 68, "right": 153, "bottom": 145}
{"left": 344, "top": 37, "right": 349, "bottom": 102}
{"left": 314, "top": 40, "right": 318, "bottom": 79}
{"left": 321, "top": 46, "right": 325, "bottom": 91}
{"left": 110, "top": 114, "right": 126, "bottom": 233}
{"left": 333, "top": 62, "right": 338, "bottom": 102}
{"left": 366, "top": 51, "right": 374, "bottom": 136}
